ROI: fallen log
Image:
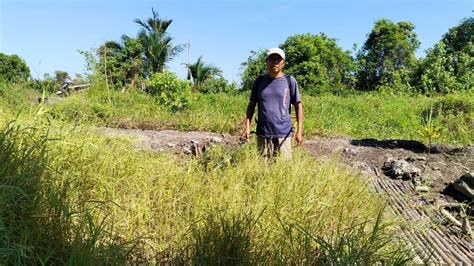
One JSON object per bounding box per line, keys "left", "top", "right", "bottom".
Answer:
{"left": 440, "top": 208, "right": 462, "bottom": 227}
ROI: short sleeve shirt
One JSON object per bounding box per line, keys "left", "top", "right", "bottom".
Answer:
{"left": 249, "top": 74, "right": 301, "bottom": 138}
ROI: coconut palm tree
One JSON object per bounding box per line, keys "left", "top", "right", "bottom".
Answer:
{"left": 184, "top": 56, "right": 222, "bottom": 88}
{"left": 134, "top": 8, "right": 172, "bottom": 36}
{"left": 134, "top": 9, "right": 183, "bottom": 76}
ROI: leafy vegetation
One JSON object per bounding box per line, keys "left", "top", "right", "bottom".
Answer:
{"left": 146, "top": 71, "right": 191, "bottom": 110}
{"left": 79, "top": 8, "right": 182, "bottom": 91}
{"left": 184, "top": 56, "right": 222, "bottom": 88}
{"left": 240, "top": 33, "right": 354, "bottom": 95}
{"left": 134, "top": 8, "right": 183, "bottom": 76}
{"left": 356, "top": 19, "right": 420, "bottom": 91}
{"left": 282, "top": 33, "right": 355, "bottom": 94}
{"left": 414, "top": 17, "right": 473, "bottom": 94}
{"left": 0, "top": 53, "right": 31, "bottom": 82}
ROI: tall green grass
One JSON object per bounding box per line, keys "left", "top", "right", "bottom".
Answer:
{"left": 44, "top": 85, "right": 472, "bottom": 144}
{"left": 1, "top": 120, "right": 412, "bottom": 263}
{"left": 2, "top": 82, "right": 471, "bottom": 144}
{"left": 0, "top": 82, "right": 467, "bottom": 263}
{"left": 0, "top": 122, "right": 136, "bottom": 264}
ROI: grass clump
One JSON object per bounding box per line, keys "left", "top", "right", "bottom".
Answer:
{"left": 0, "top": 121, "right": 136, "bottom": 264}
{"left": 0, "top": 121, "right": 48, "bottom": 264}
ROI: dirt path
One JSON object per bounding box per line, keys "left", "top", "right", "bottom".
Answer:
{"left": 103, "top": 128, "right": 473, "bottom": 263}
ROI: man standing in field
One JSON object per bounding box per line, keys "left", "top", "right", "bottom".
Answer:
{"left": 241, "top": 47, "right": 304, "bottom": 159}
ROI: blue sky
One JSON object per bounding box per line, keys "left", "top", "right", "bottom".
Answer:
{"left": 1, "top": 0, "right": 472, "bottom": 82}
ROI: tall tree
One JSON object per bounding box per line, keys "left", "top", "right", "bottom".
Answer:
{"left": 414, "top": 17, "right": 473, "bottom": 94}
{"left": 240, "top": 49, "right": 267, "bottom": 91}
{"left": 240, "top": 34, "right": 354, "bottom": 94}
{"left": 356, "top": 19, "right": 420, "bottom": 90}
{"left": 134, "top": 9, "right": 183, "bottom": 75}
{"left": 442, "top": 17, "right": 473, "bottom": 55}
{"left": 281, "top": 33, "right": 355, "bottom": 94}
{"left": 184, "top": 56, "right": 222, "bottom": 87}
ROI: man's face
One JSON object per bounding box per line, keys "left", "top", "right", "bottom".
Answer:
{"left": 266, "top": 54, "right": 285, "bottom": 74}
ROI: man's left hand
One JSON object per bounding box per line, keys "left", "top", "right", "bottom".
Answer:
{"left": 295, "top": 131, "right": 303, "bottom": 145}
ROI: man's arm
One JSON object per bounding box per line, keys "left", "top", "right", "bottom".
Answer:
{"left": 242, "top": 101, "right": 257, "bottom": 139}
{"left": 294, "top": 102, "right": 303, "bottom": 144}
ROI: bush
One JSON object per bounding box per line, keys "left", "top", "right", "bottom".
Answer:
{"left": 199, "top": 77, "right": 237, "bottom": 94}
{"left": 28, "top": 79, "right": 58, "bottom": 93}
{"left": 146, "top": 71, "right": 191, "bottom": 110}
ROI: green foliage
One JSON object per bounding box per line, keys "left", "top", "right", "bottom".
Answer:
{"left": 420, "top": 95, "right": 473, "bottom": 142}
{"left": 198, "top": 77, "right": 237, "bottom": 94}
{"left": 80, "top": 8, "right": 183, "bottom": 88}
{"left": 97, "top": 36, "right": 144, "bottom": 89}
{"left": 417, "top": 108, "right": 443, "bottom": 147}
{"left": 0, "top": 122, "right": 48, "bottom": 263}
{"left": 146, "top": 71, "right": 191, "bottom": 110}
{"left": 54, "top": 70, "right": 69, "bottom": 82}
{"left": 356, "top": 19, "right": 420, "bottom": 91}
{"left": 414, "top": 17, "right": 473, "bottom": 94}
{"left": 28, "top": 75, "right": 58, "bottom": 93}
{"left": 0, "top": 53, "right": 31, "bottom": 82}
{"left": 240, "top": 34, "right": 355, "bottom": 95}
{"left": 416, "top": 42, "right": 461, "bottom": 94}
{"left": 184, "top": 56, "right": 222, "bottom": 89}
{"left": 429, "top": 96, "right": 473, "bottom": 118}
{"left": 442, "top": 17, "right": 473, "bottom": 54}
{"left": 240, "top": 49, "right": 267, "bottom": 91}
{"left": 281, "top": 33, "right": 355, "bottom": 95}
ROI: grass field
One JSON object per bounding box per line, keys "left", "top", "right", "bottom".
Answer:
{"left": 1, "top": 82, "right": 472, "bottom": 263}
{"left": 33, "top": 83, "right": 474, "bottom": 145}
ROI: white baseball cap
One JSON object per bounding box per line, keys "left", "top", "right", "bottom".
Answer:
{"left": 266, "top": 47, "right": 285, "bottom": 60}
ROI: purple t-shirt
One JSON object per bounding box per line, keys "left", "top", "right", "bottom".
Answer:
{"left": 250, "top": 74, "right": 301, "bottom": 138}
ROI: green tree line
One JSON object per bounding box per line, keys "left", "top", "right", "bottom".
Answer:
{"left": 2, "top": 11, "right": 472, "bottom": 96}
{"left": 241, "top": 17, "right": 472, "bottom": 95}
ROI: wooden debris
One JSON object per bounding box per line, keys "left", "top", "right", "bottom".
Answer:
{"left": 461, "top": 217, "right": 472, "bottom": 239}
{"left": 438, "top": 202, "right": 468, "bottom": 209}
{"left": 415, "top": 186, "right": 429, "bottom": 192}
{"left": 440, "top": 208, "right": 462, "bottom": 227}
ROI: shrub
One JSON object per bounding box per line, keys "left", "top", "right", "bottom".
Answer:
{"left": 28, "top": 78, "right": 58, "bottom": 93}
{"left": 146, "top": 71, "right": 191, "bottom": 110}
{"left": 199, "top": 77, "right": 237, "bottom": 94}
